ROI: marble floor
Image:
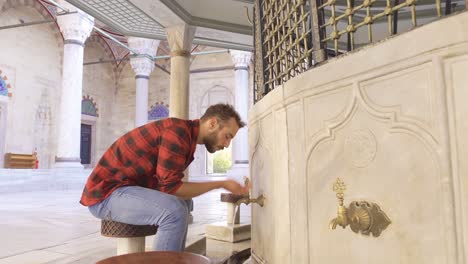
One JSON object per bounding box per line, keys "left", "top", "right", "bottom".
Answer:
{"left": 0, "top": 169, "right": 251, "bottom": 264}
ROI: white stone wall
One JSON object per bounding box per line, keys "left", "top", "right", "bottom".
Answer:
{"left": 112, "top": 62, "right": 134, "bottom": 137}
{"left": 148, "top": 63, "right": 170, "bottom": 116}
{"left": 249, "top": 12, "right": 468, "bottom": 264}
{"left": 189, "top": 49, "right": 235, "bottom": 177}
{"left": 0, "top": 5, "right": 62, "bottom": 168}
{"left": 111, "top": 61, "right": 171, "bottom": 140}
{"left": 82, "top": 41, "right": 116, "bottom": 165}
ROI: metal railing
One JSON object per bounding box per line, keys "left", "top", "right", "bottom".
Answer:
{"left": 253, "top": 0, "right": 467, "bottom": 103}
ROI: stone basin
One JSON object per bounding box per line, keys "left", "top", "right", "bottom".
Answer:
{"left": 96, "top": 251, "right": 211, "bottom": 264}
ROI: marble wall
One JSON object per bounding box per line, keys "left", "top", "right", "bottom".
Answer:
{"left": 249, "top": 12, "right": 468, "bottom": 264}
{"left": 0, "top": 5, "right": 62, "bottom": 168}
{"left": 189, "top": 48, "right": 235, "bottom": 177}
{"left": 82, "top": 41, "right": 116, "bottom": 166}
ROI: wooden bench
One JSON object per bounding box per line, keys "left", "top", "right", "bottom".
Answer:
{"left": 4, "top": 153, "right": 36, "bottom": 169}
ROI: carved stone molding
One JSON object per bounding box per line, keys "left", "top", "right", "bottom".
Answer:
{"left": 344, "top": 129, "right": 377, "bottom": 168}
{"left": 129, "top": 57, "right": 154, "bottom": 77}
{"left": 127, "top": 37, "right": 160, "bottom": 57}
{"left": 305, "top": 85, "right": 438, "bottom": 160}
{"left": 56, "top": 0, "right": 94, "bottom": 43}
{"left": 230, "top": 50, "right": 252, "bottom": 69}
{"left": 128, "top": 37, "right": 160, "bottom": 77}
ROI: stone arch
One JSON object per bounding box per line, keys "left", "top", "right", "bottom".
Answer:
{"left": 1, "top": 0, "right": 54, "bottom": 19}
{"left": 0, "top": 0, "right": 63, "bottom": 40}
{"left": 148, "top": 102, "right": 169, "bottom": 121}
{"left": 86, "top": 35, "right": 119, "bottom": 90}
{"left": 92, "top": 29, "right": 131, "bottom": 88}
{"left": 81, "top": 95, "right": 99, "bottom": 117}
{"left": 0, "top": 0, "right": 64, "bottom": 66}
{"left": 155, "top": 40, "right": 171, "bottom": 73}
{"left": 197, "top": 85, "right": 234, "bottom": 174}
{"left": 87, "top": 35, "right": 117, "bottom": 65}
{"left": 114, "top": 53, "right": 131, "bottom": 90}
{"left": 199, "top": 85, "right": 234, "bottom": 115}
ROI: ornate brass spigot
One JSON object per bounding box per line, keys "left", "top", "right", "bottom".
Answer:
{"left": 329, "top": 178, "right": 391, "bottom": 237}
{"left": 233, "top": 177, "right": 265, "bottom": 207}
{"left": 330, "top": 178, "right": 348, "bottom": 229}
{"left": 235, "top": 194, "right": 265, "bottom": 207}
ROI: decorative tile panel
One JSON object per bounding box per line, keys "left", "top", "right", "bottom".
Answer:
{"left": 148, "top": 102, "right": 169, "bottom": 120}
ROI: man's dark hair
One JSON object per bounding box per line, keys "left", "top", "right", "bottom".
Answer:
{"left": 201, "top": 103, "right": 246, "bottom": 128}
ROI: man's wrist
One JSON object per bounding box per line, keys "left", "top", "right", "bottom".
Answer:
{"left": 218, "top": 180, "right": 227, "bottom": 190}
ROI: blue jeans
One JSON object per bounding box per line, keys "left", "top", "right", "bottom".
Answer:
{"left": 88, "top": 186, "right": 191, "bottom": 252}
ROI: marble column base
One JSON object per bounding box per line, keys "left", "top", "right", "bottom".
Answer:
{"left": 117, "top": 237, "right": 145, "bottom": 255}
{"left": 205, "top": 222, "right": 251, "bottom": 243}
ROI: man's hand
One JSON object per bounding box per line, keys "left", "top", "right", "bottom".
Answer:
{"left": 222, "top": 179, "right": 250, "bottom": 195}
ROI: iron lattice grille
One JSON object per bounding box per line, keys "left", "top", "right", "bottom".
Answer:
{"left": 253, "top": 1, "right": 264, "bottom": 103}
{"left": 259, "top": 0, "right": 314, "bottom": 94}
{"left": 318, "top": 0, "right": 420, "bottom": 55}
{"left": 253, "top": 0, "right": 466, "bottom": 103}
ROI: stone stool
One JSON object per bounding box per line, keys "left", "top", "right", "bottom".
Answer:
{"left": 96, "top": 251, "right": 211, "bottom": 264}
{"left": 101, "top": 220, "right": 158, "bottom": 255}
{"left": 205, "top": 193, "right": 251, "bottom": 243}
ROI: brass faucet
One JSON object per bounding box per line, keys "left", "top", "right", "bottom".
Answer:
{"left": 329, "top": 178, "right": 391, "bottom": 237}
{"left": 329, "top": 178, "right": 348, "bottom": 229}
{"left": 235, "top": 193, "right": 265, "bottom": 207}
{"left": 235, "top": 177, "right": 265, "bottom": 207}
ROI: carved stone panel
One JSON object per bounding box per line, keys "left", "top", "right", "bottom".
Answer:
{"left": 360, "top": 64, "right": 437, "bottom": 141}
{"left": 304, "top": 86, "right": 353, "bottom": 146}
{"left": 444, "top": 54, "right": 468, "bottom": 262}
{"left": 343, "top": 129, "right": 377, "bottom": 168}
{"left": 307, "top": 104, "right": 446, "bottom": 264}
{"left": 250, "top": 135, "right": 274, "bottom": 263}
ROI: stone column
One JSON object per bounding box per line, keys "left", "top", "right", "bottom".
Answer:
{"left": 165, "top": 24, "right": 196, "bottom": 119}
{"left": 228, "top": 50, "right": 252, "bottom": 177}
{"left": 55, "top": 1, "right": 94, "bottom": 168}
{"left": 166, "top": 25, "right": 196, "bottom": 223}
{"left": 128, "top": 37, "right": 160, "bottom": 127}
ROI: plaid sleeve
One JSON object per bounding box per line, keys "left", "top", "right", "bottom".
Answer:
{"left": 155, "top": 125, "right": 191, "bottom": 194}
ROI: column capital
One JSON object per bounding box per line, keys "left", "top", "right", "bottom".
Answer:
{"left": 128, "top": 37, "right": 160, "bottom": 57}
{"left": 230, "top": 50, "right": 252, "bottom": 69}
{"left": 130, "top": 57, "right": 154, "bottom": 77}
{"left": 57, "top": 0, "right": 94, "bottom": 44}
{"left": 165, "top": 24, "right": 196, "bottom": 54}
{"left": 128, "top": 38, "right": 160, "bottom": 77}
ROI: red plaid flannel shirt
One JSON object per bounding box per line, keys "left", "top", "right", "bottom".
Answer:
{"left": 80, "top": 118, "right": 199, "bottom": 206}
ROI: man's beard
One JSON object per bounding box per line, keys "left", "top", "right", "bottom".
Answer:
{"left": 204, "top": 131, "right": 219, "bottom": 153}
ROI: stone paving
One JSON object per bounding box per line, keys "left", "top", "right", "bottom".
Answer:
{"left": 0, "top": 169, "right": 251, "bottom": 264}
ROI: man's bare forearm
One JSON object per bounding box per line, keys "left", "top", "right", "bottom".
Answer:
{"left": 174, "top": 181, "right": 226, "bottom": 199}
